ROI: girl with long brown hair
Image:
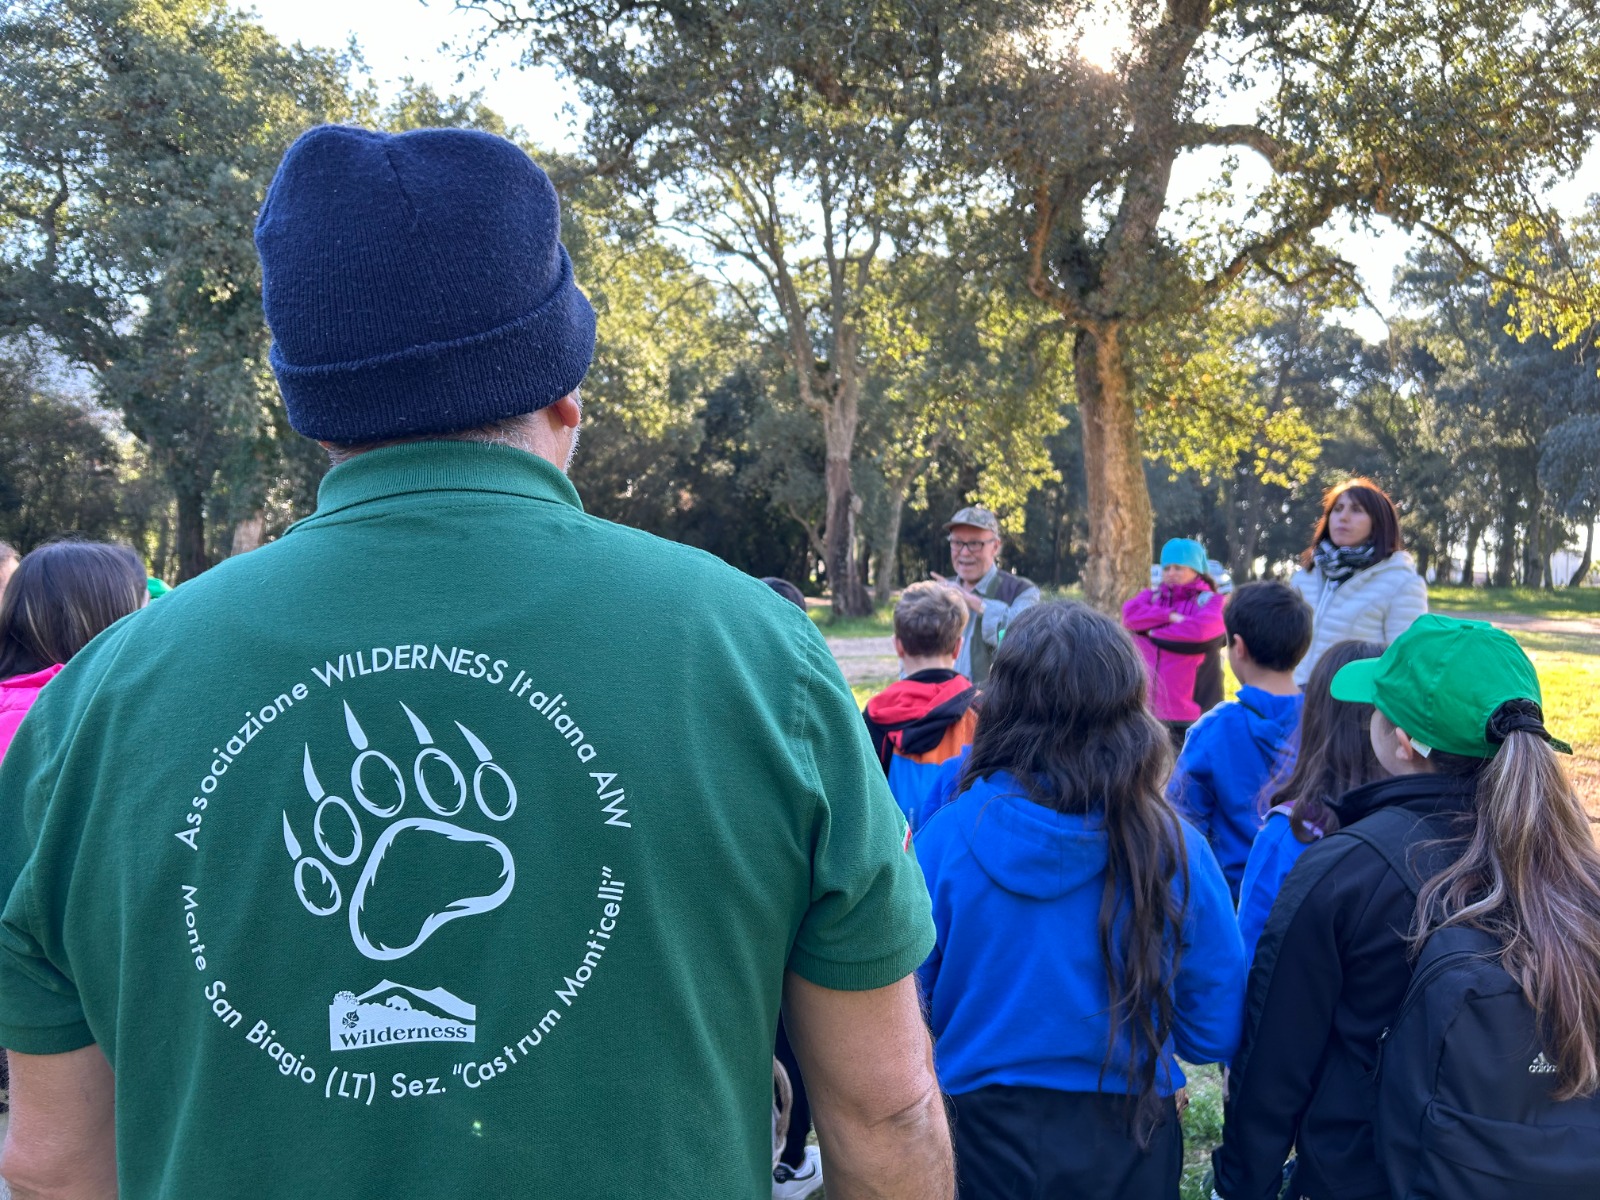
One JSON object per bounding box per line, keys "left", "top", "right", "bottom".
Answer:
{"left": 1213, "top": 615, "right": 1600, "bottom": 1200}
{"left": 915, "top": 602, "right": 1246, "bottom": 1199}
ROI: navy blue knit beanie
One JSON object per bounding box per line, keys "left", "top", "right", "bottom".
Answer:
{"left": 255, "top": 125, "right": 596, "bottom": 443}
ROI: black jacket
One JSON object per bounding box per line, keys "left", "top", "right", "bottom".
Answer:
{"left": 1211, "top": 772, "right": 1478, "bottom": 1200}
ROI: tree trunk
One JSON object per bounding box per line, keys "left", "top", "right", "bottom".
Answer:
{"left": 1074, "top": 325, "right": 1152, "bottom": 613}
{"left": 176, "top": 487, "right": 209, "bottom": 582}
{"left": 153, "top": 505, "right": 174, "bottom": 584}
{"left": 871, "top": 482, "right": 908, "bottom": 609}
{"left": 1237, "top": 475, "right": 1265, "bottom": 582}
{"left": 231, "top": 513, "right": 265, "bottom": 557}
{"left": 1461, "top": 519, "right": 1481, "bottom": 586}
{"left": 1568, "top": 519, "right": 1595, "bottom": 588}
{"left": 822, "top": 397, "right": 871, "bottom": 617}
{"left": 1493, "top": 504, "right": 1517, "bottom": 588}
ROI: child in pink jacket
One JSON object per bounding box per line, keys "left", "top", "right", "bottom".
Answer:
{"left": 0, "top": 541, "right": 149, "bottom": 762}
{"left": 0, "top": 664, "right": 64, "bottom": 762}
{"left": 1123, "top": 539, "right": 1227, "bottom": 746}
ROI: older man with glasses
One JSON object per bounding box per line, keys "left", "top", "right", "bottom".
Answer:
{"left": 930, "top": 506, "right": 1040, "bottom": 686}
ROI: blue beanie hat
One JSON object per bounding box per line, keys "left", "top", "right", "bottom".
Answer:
{"left": 255, "top": 125, "right": 596, "bottom": 443}
{"left": 1160, "top": 538, "right": 1209, "bottom": 575}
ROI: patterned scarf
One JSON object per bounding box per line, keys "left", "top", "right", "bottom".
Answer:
{"left": 1312, "top": 538, "right": 1378, "bottom": 583}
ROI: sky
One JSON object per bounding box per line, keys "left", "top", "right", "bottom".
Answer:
{"left": 246, "top": 0, "right": 580, "bottom": 148}
{"left": 246, "top": 0, "right": 1595, "bottom": 343}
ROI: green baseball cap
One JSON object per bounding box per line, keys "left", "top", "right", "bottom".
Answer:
{"left": 1331, "top": 613, "right": 1570, "bottom": 758}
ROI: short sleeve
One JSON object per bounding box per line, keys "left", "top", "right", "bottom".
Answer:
{"left": 788, "top": 632, "right": 935, "bottom": 991}
{"left": 0, "top": 696, "right": 93, "bottom": 1054}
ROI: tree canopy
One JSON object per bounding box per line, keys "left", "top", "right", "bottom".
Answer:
{"left": 1, "top": 0, "right": 1596, "bottom": 600}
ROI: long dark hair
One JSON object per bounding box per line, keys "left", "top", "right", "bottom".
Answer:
{"left": 1300, "top": 477, "right": 1403, "bottom": 569}
{"left": 0, "top": 541, "right": 147, "bottom": 680}
{"left": 958, "top": 601, "right": 1184, "bottom": 1144}
{"left": 1267, "top": 640, "right": 1386, "bottom": 842}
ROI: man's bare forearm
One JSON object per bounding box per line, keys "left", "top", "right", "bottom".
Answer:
{"left": 810, "top": 1077, "right": 953, "bottom": 1200}
{"left": 782, "top": 973, "right": 955, "bottom": 1200}
{"left": 1, "top": 1047, "right": 118, "bottom": 1200}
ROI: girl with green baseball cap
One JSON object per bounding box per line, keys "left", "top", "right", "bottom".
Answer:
{"left": 1213, "top": 614, "right": 1600, "bottom": 1200}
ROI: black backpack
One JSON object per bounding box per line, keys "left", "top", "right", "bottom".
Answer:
{"left": 1344, "top": 807, "right": 1600, "bottom": 1200}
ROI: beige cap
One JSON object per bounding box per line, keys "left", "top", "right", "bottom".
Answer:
{"left": 944, "top": 506, "right": 1000, "bottom": 534}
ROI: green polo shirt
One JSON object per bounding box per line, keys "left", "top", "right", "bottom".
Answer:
{"left": 0, "top": 442, "right": 933, "bottom": 1199}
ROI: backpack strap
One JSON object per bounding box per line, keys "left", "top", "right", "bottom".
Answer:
{"left": 1340, "top": 806, "right": 1459, "bottom": 897}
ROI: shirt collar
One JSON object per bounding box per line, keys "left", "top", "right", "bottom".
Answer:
{"left": 1332, "top": 771, "right": 1478, "bottom": 826}
{"left": 290, "top": 441, "right": 584, "bottom": 532}
{"left": 974, "top": 564, "right": 1000, "bottom": 591}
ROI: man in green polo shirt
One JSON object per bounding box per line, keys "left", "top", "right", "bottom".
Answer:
{"left": 0, "top": 126, "right": 949, "bottom": 1200}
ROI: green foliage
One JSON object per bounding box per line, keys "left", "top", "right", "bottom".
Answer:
{"left": 0, "top": 0, "right": 356, "bottom": 575}
{"left": 1493, "top": 200, "right": 1600, "bottom": 356}
{"left": 1137, "top": 292, "right": 1324, "bottom": 491}
{"left": 0, "top": 344, "right": 123, "bottom": 550}
{"left": 1383, "top": 246, "right": 1600, "bottom": 583}
{"left": 854, "top": 234, "right": 1066, "bottom": 594}
{"left": 1179, "top": 1064, "right": 1227, "bottom": 1200}
{"left": 923, "top": 0, "right": 1600, "bottom": 605}
{"left": 471, "top": 0, "right": 995, "bottom": 613}
{"left": 383, "top": 79, "right": 512, "bottom": 137}
{"left": 1540, "top": 413, "right": 1600, "bottom": 534}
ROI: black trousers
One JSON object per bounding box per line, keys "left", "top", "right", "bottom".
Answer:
{"left": 951, "top": 1085, "right": 1182, "bottom": 1200}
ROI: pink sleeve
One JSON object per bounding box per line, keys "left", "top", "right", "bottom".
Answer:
{"left": 1122, "top": 589, "right": 1171, "bottom": 632}
{"left": 1151, "top": 593, "right": 1227, "bottom": 645}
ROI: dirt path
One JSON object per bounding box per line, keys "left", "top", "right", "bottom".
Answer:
{"left": 824, "top": 636, "right": 898, "bottom": 685}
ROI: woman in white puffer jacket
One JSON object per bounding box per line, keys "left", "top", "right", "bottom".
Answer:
{"left": 1290, "top": 478, "right": 1429, "bottom": 686}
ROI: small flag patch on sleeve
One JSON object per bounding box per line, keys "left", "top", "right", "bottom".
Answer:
{"left": 902, "top": 818, "right": 913, "bottom": 852}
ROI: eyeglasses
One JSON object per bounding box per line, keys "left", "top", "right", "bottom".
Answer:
{"left": 948, "top": 537, "right": 996, "bottom": 553}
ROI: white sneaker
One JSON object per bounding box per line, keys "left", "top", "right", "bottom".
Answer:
{"left": 772, "top": 1144, "right": 824, "bottom": 1199}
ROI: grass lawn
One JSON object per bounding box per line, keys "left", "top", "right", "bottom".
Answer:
{"left": 1180, "top": 1065, "right": 1226, "bottom": 1200}
{"left": 1501, "top": 630, "right": 1600, "bottom": 806}
{"left": 1429, "top": 591, "right": 1600, "bottom": 803}
{"left": 809, "top": 606, "right": 896, "bottom": 639}
{"left": 850, "top": 680, "right": 894, "bottom": 709}
{"left": 1431, "top": 583, "right": 1600, "bottom": 621}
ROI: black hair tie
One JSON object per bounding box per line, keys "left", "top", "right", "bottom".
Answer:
{"left": 1486, "top": 698, "right": 1550, "bottom": 745}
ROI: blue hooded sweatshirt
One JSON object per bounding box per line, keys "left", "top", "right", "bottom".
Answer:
{"left": 911, "top": 745, "right": 971, "bottom": 830}
{"left": 1166, "top": 686, "right": 1303, "bottom": 900}
{"left": 1235, "top": 806, "right": 1314, "bottom": 964}
{"left": 915, "top": 771, "right": 1246, "bottom": 1099}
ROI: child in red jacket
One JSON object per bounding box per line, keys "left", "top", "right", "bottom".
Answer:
{"left": 864, "top": 582, "right": 979, "bottom": 827}
{"left": 1123, "top": 538, "right": 1227, "bottom": 747}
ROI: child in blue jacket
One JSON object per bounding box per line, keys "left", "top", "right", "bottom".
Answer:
{"left": 1234, "top": 639, "right": 1385, "bottom": 963}
{"left": 1167, "top": 581, "right": 1312, "bottom": 900}
{"left": 916, "top": 602, "right": 1245, "bottom": 1200}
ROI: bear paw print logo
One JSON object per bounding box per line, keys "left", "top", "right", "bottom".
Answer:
{"left": 283, "top": 702, "right": 517, "bottom": 961}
